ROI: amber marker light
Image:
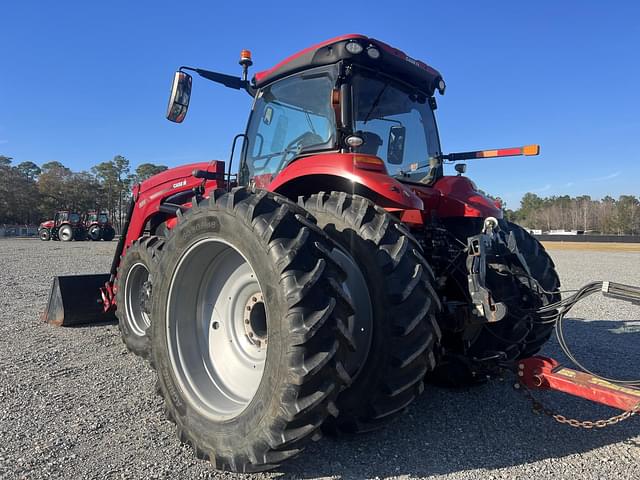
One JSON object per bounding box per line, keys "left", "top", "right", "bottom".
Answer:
{"left": 240, "top": 49, "right": 252, "bottom": 64}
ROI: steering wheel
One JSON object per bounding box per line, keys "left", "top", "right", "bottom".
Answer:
{"left": 276, "top": 132, "right": 324, "bottom": 171}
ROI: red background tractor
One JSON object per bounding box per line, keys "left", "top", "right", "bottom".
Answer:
{"left": 83, "top": 210, "right": 116, "bottom": 241}
{"left": 39, "top": 210, "right": 86, "bottom": 241}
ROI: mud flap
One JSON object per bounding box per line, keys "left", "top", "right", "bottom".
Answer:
{"left": 42, "top": 274, "right": 116, "bottom": 326}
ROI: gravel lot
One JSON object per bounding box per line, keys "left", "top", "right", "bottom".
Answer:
{"left": 1, "top": 238, "right": 638, "bottom": 479}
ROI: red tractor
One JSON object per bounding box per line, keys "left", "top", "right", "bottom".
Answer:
{"left": 84, "top": 210, "right": 116, "bottom": 241}
{"left": 39, "top": 210, "right": 86, "bottom": 241}
{"left": 43, "top": 35, "right": 639, "bottom": 472}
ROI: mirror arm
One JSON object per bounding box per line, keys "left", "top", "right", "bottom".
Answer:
{"left": 180, "top": 66, "right": 256, "bottom": 96}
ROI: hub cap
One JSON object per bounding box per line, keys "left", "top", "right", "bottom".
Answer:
{"left": 124, "top": 262, "right": 151, "bottom": 336}
{"left": 89, "top": 226, "right": 101, "bottom": 240}
{"left": 167, "top": 239, "right": 266, "bottom": 421}
{"left": 59, "top": 226, "right": 72, "bottom": 241}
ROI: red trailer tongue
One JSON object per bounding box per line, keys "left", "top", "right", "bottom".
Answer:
{"left": 42, "top": 274, "right": 116, "bottom": 326}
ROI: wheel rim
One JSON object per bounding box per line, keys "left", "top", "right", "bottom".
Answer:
{"left": 59, "top": 226, "right": 72, "bottom": 241}
{"left": 90, "top": 226, "right": 101, "bottom": 240}
{"left": 40, "top": 230, "right": 48, "bottom": 240}
{"left": 167, "top": 238, "right": 266, "bottom": 421}
{"left": 124, "top": 262, "right": 151, "bottom": 336}
{"left": 331, "top": 247, "right": 373, "bottom": 379}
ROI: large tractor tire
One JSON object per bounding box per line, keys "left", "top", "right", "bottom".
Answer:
{"left": 115, "top": 235, "right": 165, "bottom": 359}
{"left": 430, "top": 220, "right": 560, "bottom": 385}
{"left": 102, "top": 226, "right": 115, "bottom": 241}
{"left": 150, "top": 188, "right": 352, "bottom": 472}
{"left": 39, "top": 229, "right": 51, "bottom": 241}
{"left": 301, "top": 192, "right": 441, "bottom": 434}
{"left": 58, "top": 224, "right": 73, "bottom": 242}
{"left": 498, "top": 221, "right": 560, "bottom": 359}
{"left": 88, "top": 225, "right": 102, "bottom": 241}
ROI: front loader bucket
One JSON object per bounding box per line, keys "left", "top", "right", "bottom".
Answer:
{"left": 42, "top": 274, "right": 116, "bottom": 326}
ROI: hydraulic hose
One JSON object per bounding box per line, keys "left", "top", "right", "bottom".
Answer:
{"left": 536, "top": 281, "right": 640, "bottom": 386}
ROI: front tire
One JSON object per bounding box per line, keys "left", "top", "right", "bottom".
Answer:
{"left": 430, "top": 220, "right": 560, "bottom": 385}
{"left": 39, "top": 229, "right": 51, "bottom": 241}
{"left": 151, "top": 188, "right": 352, "bottom": 472}
{"left": 115, "top": 236, "right": 164, "bottom": 359}
{"left": 302, "top": 192, "right": 441, "bottom": 434}
{"left": 88, "top": 225, "right": 102, "bottom": 241}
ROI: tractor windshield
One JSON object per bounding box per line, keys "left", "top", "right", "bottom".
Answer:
{"left": 242, "top": 66, "right": 338, "bottom": 183}
{"left": 352, "top": 72, "right": 441, "bottom": 180}
{"left": 98, "top": 213, "right": 108, "bottom": 223}
{"left": 87, "top": 213, "right": 97, "bottom": 223}
{"left": 69, "top": 213, "right": 80, "bottom": 224}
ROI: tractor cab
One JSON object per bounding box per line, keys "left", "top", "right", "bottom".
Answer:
{"left": 84, "top": 210, "right": 115, "bottom": 241}
{"left": 167, "top": 34, "right": 538, "bottom": 217}
{"left": 85, "top": 211, "right": 110, "bottom": 225}
{"left": 55, "top": 211, "right": 82, "bottom": 226}
{"left": 241, "top": 45, "right": 444, "bottom": 187}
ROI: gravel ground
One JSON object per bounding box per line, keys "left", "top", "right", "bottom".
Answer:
{"left": 0, "top": 238, "right": 638, "bottom": 479}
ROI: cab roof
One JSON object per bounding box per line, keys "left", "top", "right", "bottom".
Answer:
{"left": 253, "top": 34, "right": 444, "bottom": 95}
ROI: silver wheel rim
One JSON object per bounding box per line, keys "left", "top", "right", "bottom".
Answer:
{"left": 331, "top": 248, "right": 373, "bottom": 379}
{"left": 167, "top": 238, "right": 266, "bottom": 421}
{"left": 59, "top": 226, "right": 72, "bottom": 241}
{"left": 90, "top": 226, "right": 101, "bottom": 240}
{"left": 124, "top": 262, "right": 151, "bottom": 336}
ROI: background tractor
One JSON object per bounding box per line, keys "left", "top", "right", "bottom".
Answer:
{"left": 42, "top": 35, "right": 637, "bottom": 473}
{"left": 83, "top": 210, "right": 116, "bottom": 241}
{"left": 39, "top": 210, "right": 86, "bottom": 241}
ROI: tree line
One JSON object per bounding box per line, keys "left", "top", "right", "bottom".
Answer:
{"left": 0, "top": 155, "right": 167, "bottom": 231}
{"left": 505, "top": 193, "right": 639, "bottom": 235}
{"left": 2, "top": 155, "right": 637, "bottom": 235}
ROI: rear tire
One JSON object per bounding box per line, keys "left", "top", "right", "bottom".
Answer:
{"left": 115, "top": 236, "right": 164, "bottom": 359}
{"left": 102, "top": 226, "right": 115, "bottom": 241}
{"left": 151, "top": 188, "right": 352, "bottom": 472}
{"left": 301, "top": 192, "right": 441, "bottom": 434}
{"left": 58, "top": 224, "right": 73, "bottom": 242}
{"left": 39, "top": 229, "right": 51, "bottom": 241}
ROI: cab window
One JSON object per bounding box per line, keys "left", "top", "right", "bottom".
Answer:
{"left": 243, "top": 66, "right": 338, "bottom": 182}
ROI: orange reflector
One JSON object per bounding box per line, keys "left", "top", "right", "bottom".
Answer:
{"left": 523, "top": 144, "right": 540, "bottom": 156}
{"left": 478, "top": 150, "right": 499, "bottom": 158}
{"left": 354, "top": 155, "right": 385, "bottom": 171}
{"left": 331, "top": 88, "right": 340, "bottom": 107}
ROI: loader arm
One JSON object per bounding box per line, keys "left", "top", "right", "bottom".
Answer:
{"left": 43, "top": 161, "right": 226, "bottom": 326}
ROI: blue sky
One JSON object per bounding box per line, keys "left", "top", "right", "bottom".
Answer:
{"left": 2, "top": 1, "right": 639, "bottom": 208}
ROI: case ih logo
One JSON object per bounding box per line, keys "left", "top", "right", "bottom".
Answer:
{"left": 404, "top": 55, "right": 418, "bottom": 66}
{"left": 172, "top": 179, "right": 187, "bottom": 189}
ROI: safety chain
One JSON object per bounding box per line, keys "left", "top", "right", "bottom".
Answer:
{"left": 514, "top": 382, "right": 640, "bottom": 429}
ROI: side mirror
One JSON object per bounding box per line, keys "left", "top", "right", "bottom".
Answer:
{"left": 387, "top": 125, "right": 406, "bottom": 165}
{"left": 166, "top": 71, "right": 192, "bottom": 123}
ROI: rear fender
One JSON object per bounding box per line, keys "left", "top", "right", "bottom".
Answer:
{"left": 268, "top": 153, "right": 423, "bottom": 209}
{"left": 409, "top": 176, "right": 502, "bottom": 219}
